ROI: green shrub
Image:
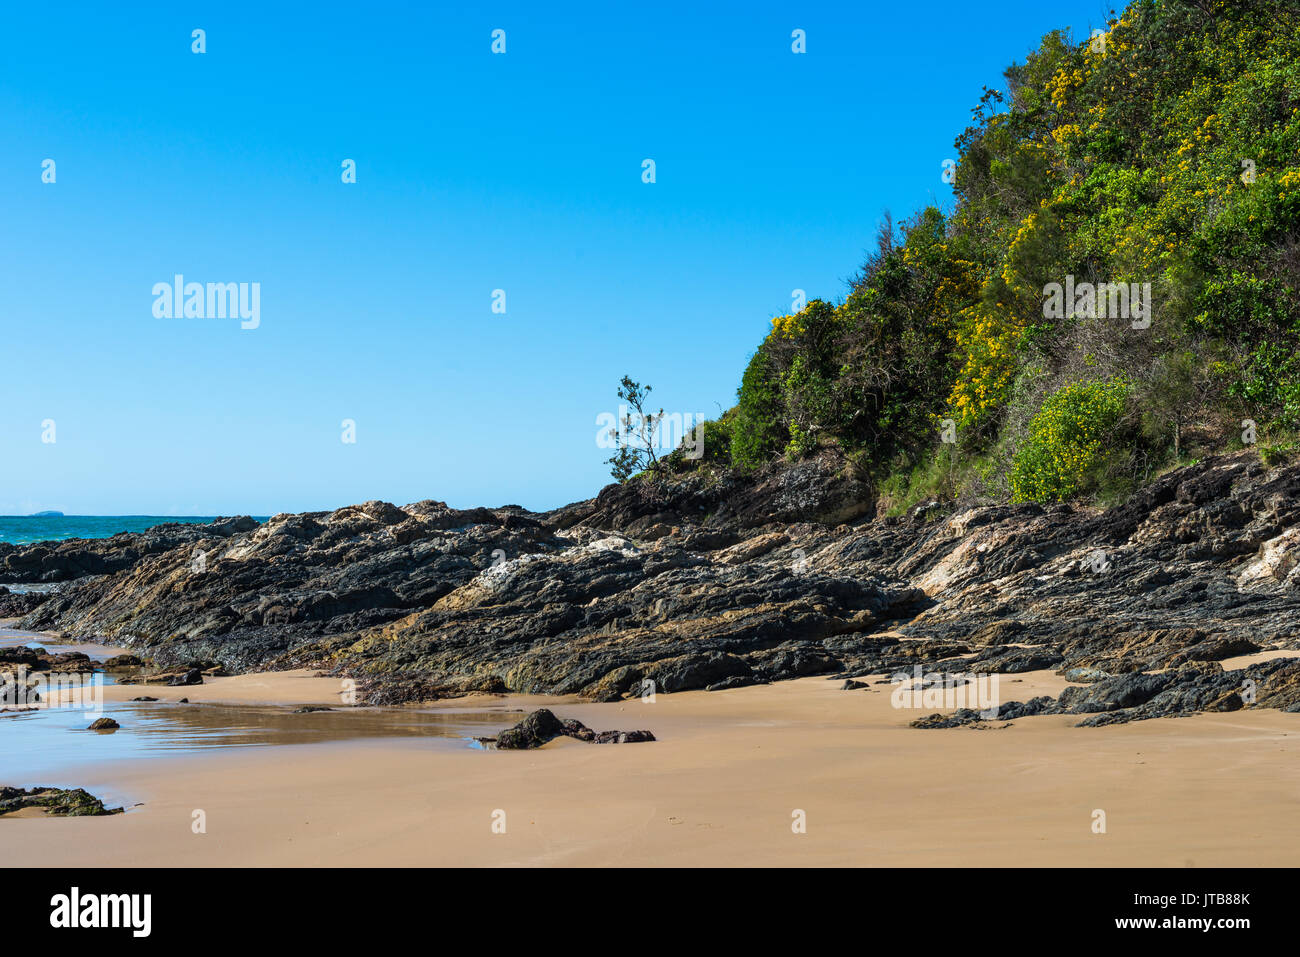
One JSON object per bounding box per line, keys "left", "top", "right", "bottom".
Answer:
{"left": 1009, "top": 379, "right": 1131, "bottom": 503}
{"left": 1260, "top": 440, "right": 1299, "bottom": 467}
{"left": 731, "top": 348, "right": 787, "bottom": 468}
{"left": 697, "top": 416, "right": 733, "bottom": 466}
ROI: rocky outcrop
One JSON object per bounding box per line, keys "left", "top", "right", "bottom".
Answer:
{"left": 7, "top": 450, "right": 1300, "bottom": 726}
{"left": 15, "top": 474, "right": 923, "bottom": 699}
{"left": 0, "top": 786, "right": 122, "bottom": 816}
{"left": 546, "top": 449, "right": 874, "bottom": 535}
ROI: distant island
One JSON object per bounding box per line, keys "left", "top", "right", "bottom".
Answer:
{"left": 30, "top": 511, "right": 64, "bottom": 517}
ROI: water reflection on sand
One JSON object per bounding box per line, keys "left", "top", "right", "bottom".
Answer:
{"left": 0, "top": 628, "right": 522, "bottom": 788}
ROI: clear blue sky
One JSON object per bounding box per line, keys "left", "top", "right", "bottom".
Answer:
{"left": 0, "top": 1, "right": 1110, "bottom": 516}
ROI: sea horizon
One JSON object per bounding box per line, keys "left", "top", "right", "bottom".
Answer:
{"left": 0, "top": 515, "right": 270, "bottom": 546}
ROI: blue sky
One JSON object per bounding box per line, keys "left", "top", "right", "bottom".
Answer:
{"left": 0, "top": 1, "right": 1110, "bottom": 515}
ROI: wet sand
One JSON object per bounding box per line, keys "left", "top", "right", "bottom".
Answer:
{"left": 6, "top": 667, "right": 1298, "bottom": 866}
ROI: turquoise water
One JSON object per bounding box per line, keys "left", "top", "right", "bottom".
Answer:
{"left": 0, "top": 516, "right": 261, "bottom": 545}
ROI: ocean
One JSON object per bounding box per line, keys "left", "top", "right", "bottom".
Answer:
{"left": 0, "top": 516, "right": 250, "bottom": 545}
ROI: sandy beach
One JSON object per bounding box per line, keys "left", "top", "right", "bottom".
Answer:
{"left": 7, "top": 664, "right": 1298, "bottom": 867}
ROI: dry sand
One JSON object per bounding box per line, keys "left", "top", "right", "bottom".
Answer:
{"left": 6, "top": 666, "right": 1298, "bottom": 866}
{"left": 99, "top": 669, "right": 354, "bottom": 706}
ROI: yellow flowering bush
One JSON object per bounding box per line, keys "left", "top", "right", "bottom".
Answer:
{"left": 1010, "top": 379, "right": 1130, "bottom": 503}
{"left": 947, "top": 306, "right": 1021, "bottom": 429}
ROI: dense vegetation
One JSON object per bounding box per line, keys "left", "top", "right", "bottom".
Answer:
{"left": 672, "top": 0, "right": 1300, "bottom": 510}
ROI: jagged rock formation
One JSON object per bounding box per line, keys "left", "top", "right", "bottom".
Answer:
{"left": 8, "top": 450, "right": 1300, "bottom": 725}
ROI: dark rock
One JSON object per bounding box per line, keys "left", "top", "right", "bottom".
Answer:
{"left": 911, "top": 711, "right": 1006, "bottom": 729}
{"left": 650, "top": 652, "right": 754, "bottom": 693}
{"left": 707, "top": 675, "right": 761, "bottom": 691}
{"left": 592, "top": 729, "right": 655, "bottom": 744}
{"left": 0, "top": 786, "right": 122, "bottom": 816}
{"left": 87, "top": 717, "right": 119, "bottom": 731}
{"left": 1058, "top": 672, "right": 1180, "bottom": 713}
{"left": 494, "top": 708, "right": 565, "bottom": 749}
{"left": 0, "top": 588, "right": 51, "bottom": 617}
{"left": 492, "top": 708, "right": 655, "bottom": 749}
{"left": 967, "top": 646, "right": 1065, "bottom": 674}
{"left": 103, "top": 654, "right": 146, "bottom": 669}
{"left": 998, "top": 696, "right": 1058, "bottom": 720}
{"left": 911, "top": 696, "right": 1055, "bottom": 728}
{"left": 0, "top": 645, "right": 97, "bottom": 673}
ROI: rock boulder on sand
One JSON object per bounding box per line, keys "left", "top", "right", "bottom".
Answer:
{"left": 491, "top": 709, "right": 655, "bottom": 749}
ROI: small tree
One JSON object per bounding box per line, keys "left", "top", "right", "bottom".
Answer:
{"left": 606, "top": 376, "right": 664, "bottom": 482}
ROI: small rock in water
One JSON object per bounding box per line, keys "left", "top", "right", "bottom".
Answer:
{"left": 293, "top": 705, "right": 333, "bottom": 713}
{"left": 87, "top": 717, "right": 119, "bottom": 731}
{"left": 130, "top": 696, "right": 158, "bottom": 702}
